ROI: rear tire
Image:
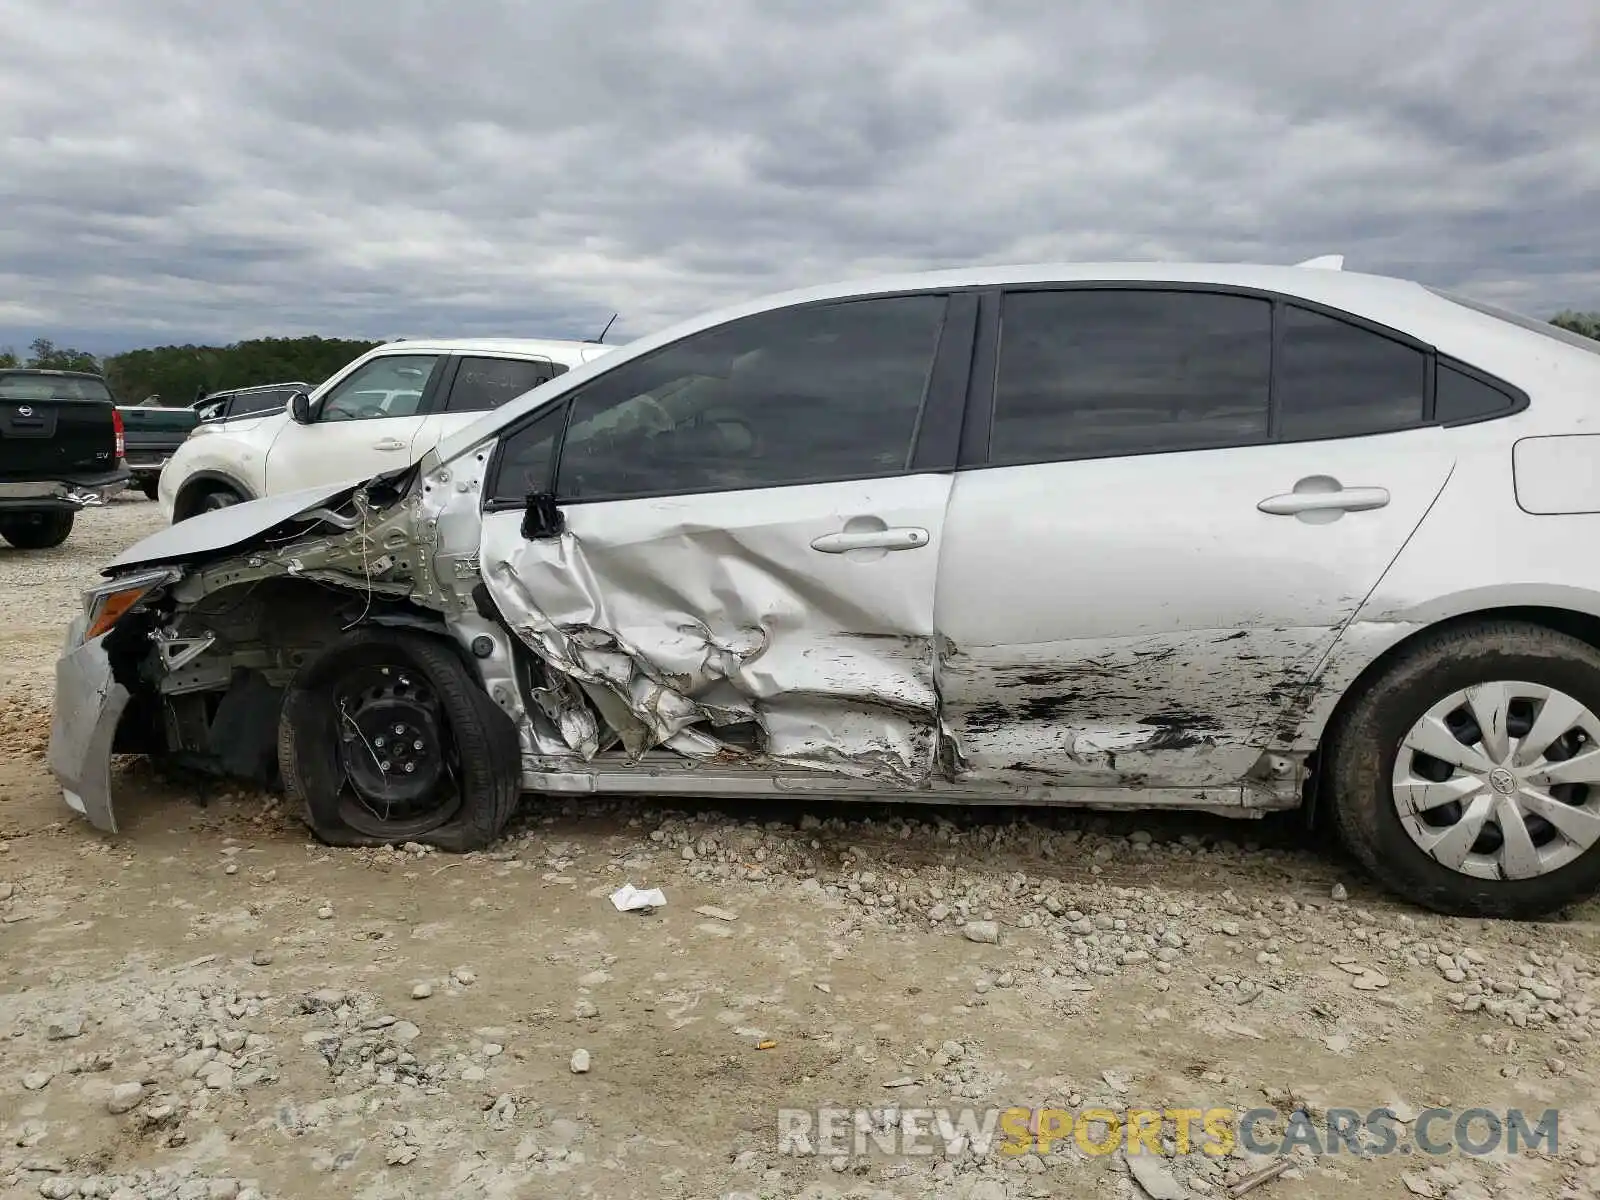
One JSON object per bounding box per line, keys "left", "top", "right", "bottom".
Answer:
{"left": 278, "top": 629, "right": 521, "bottom": 852}
{"left": 0, "top": 510, "right": 75, "bottom": 550}
{"left": 1327, "top": 620, "right": 1600, "bottom": 919}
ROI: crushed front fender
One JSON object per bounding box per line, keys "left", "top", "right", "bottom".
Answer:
{"left": 48, "top": 620, "right": 128, "bottom": 834}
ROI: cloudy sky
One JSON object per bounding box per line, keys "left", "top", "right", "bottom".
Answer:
{"left": 1, "top": 0, "right": 1596, "bottom": 354}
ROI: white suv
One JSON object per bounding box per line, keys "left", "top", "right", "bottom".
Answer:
{"left": 157, "top": 338, "right": 614, "bottom": 521}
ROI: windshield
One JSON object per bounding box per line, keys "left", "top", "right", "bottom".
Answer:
{"left": 1429, "top": 288, "right": 1600, "bottom": 357}
{"left": 0, "top": 373, "right": 114, "bottom": 402}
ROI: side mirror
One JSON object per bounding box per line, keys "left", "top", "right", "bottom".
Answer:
{"left": 287, "top": 390, "right": 314, "bottom": 424}
{"left": 521, "top": 491, "right": 566, "bottom": 540}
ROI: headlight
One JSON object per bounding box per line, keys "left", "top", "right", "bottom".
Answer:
{"left": 82, "top": 568, "right": 179, "bottom": 640}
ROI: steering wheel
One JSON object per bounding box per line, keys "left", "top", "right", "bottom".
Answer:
{"left": 694, "top": 405, "right": 760, "bottom": 454}
{"left": 627, "top": 394, "right": 675, "bottom": 434}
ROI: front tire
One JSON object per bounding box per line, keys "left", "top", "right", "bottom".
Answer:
{"left": 1328, "top": 620, "right": 1600, "bottom": 919}
{"left": 139, "top": 478, "right": 160, "bottom": 501}
{"left": 174, "top": 484, "right": 245, "bottom": 522}
{"left": 0, "top": 510, "right": 75, "bottom": 549}
{"left": 278, "top": 629, "right": 521, "bottom": 851}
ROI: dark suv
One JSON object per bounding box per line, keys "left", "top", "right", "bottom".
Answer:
{"left": 0, "top": 369, "right": 128, "bottom": 548}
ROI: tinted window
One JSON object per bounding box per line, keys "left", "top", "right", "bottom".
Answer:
{"left": 0, "top": 373, "right": 112, "bottom": 402}
{"left": 548, "top": 295, "right": 945, "bottom": 501}
{"left": 320, "top": 355, "right": 438, "bottom": 422}
{"left": 1435, "top": 363, "right": 1516, "bottom": 423}
{"left": 991, "top": 290, "right": 1272, "bottom": 464}
{"left": 447, "top": 356, "right": 569, "bottom": 414}
{"left": 233, "top": 389, "right": 290, "bottom": 417}
{"left": 490, "top": 404, "right": 565, "bottom": 500}
{"left": 1275, "top": 306, "right": 1426, "bottom": 440}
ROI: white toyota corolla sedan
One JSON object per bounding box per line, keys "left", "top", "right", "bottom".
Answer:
{"left": 49, "top": 259, "right": 1600, "bottom": 919}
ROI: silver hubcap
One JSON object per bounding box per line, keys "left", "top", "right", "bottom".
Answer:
{"left": 1392, "top": 681, "right": 1600, "bottom": 881}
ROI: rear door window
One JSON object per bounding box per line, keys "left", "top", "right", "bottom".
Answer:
{"left": 446, "top": 357, "right": 569, "bottom": 414}
{"left": 1274, "top": 306, "right": 1427, "bottom": 440}
{"left": 990, "top": 289, "right": 1273, "bottom": 464}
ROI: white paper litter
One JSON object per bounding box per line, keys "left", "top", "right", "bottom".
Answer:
{"left": 610, "top": 884, "right": 666, "bottom": 912}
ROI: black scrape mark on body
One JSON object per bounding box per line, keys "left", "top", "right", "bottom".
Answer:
{"left": 1018, "top": 693, "right": 1084, "bottom": 722}
{"left": 997, "top": 668, "right": 1077, "bottom": 689}
{"left": 1140, "top": 710, "right": 1221, "bottom": 731}
{"left": 1141, "top": 726, "right": 1215, "bottom": 752}
{"left": 963, "top": 702, "right": 1011, "bottom": 733}
{"left": 1007, "top": 762, "right": 1070, "bottom": 778}
{"left": 1217, "top": 631, "right": 1249, "bottom": 642}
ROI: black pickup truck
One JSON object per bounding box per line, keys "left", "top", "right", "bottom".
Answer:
{"left": 0, "top": 369, "right": 128, "bottom": 549}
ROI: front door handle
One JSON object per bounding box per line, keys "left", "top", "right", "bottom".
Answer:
{"left": 372, "top": 437, "right": 408, "bottom": 451}
{"left": 1258, "top": 485, "right": 1390, "bottom": 516}
{"left": 810, "top": 527, "right": 930, "bottom": 554}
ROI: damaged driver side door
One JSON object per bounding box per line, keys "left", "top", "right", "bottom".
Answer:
{"left": 476, "top": 292, "right": 972, "bottom": 787}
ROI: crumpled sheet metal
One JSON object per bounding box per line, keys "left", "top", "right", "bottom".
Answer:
{"left": 478, "top": 517, "right": 940, "bottom": 784}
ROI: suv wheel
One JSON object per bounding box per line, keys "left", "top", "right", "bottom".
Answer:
{"left": 0, "top": 511, "right": 75, "bottom": 550}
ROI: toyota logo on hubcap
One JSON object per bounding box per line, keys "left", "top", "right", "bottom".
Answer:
{"left": 1489, "top": 767, "right": 1516, "bottom": 795}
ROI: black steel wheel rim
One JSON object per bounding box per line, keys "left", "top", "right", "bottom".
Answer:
{"left": 333, "top": 662, "right": 463, "bottom": 837}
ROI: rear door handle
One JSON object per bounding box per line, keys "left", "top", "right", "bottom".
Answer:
{"left": 810, "top": 527, "right": 930, "bottom": 553}
{"left": 373, "top": 438, "right": 408, "bottom": 451}
{"left": 1258, "top": 486, "right": 1390, "bottom": 515}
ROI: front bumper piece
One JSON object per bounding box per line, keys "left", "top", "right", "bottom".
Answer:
{"left": 48, "top": 617, "right": 128, "bottom": 833}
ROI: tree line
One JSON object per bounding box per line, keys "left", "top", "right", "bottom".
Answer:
{"left": 2, "top": 311, "right": 1599, "bottom": 407}
{"left": 0, "top": 336, "right": 382, "bottom": 404}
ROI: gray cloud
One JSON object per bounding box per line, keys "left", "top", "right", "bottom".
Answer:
{"left": 0, "top": 0, "right": 1595, "bottom": 355}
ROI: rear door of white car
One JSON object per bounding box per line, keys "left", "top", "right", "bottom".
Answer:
{"left": 264, "top": 353, "right": 445, "bottom": 495}
{"left": 934, "top": 285, "right": 1457, "bottom": 789}
{"left": 476, "top": 293, "right": 974, "bottom": 782}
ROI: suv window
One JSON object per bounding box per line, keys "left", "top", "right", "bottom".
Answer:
{"left": 494, "top": 295, "right": 946, "bottom": 503}
{"left": 991, "top": 289, "right": 1272, "bottom": 465}
{"left": 1275, "top": 305, "right": 1427, "bottom": 440}
{"left": 0, "top": 373, "right": 113, "bottom": 402}
{"left": 320, "top": 355, "right": 439, "bottom": 422}
{"left": 233, "top": 388, "right": 290, "bottom": 417}
{"left": 447, "top": 356, "right": 569, "bottom": 414}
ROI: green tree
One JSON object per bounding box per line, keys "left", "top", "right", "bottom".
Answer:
{"left": 0, "top": 347, "right": 17, "bottom": 369}
{"left": 1551, "top": 311, "right": 1600, "bottom": 341}
{"left": 102, "top": 335, "right": 382, "bottom": 405}
{"left": 26, "top": 337, "right": 100, "bottom": 373}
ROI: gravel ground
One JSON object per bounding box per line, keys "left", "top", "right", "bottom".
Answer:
{"left": 2, "top": 497, "right": 1600, "bottom": 1199}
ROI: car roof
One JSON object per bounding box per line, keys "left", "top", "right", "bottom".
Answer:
{"left": 432, "top": 259, "right": 1592, "bottom": 465}
{"left": 0, "top": 368, "right": 104, "bottom": 379}
{"left": 368, "top": 337, "right": 602, "bottom": 364}
{"left": 721, "top": 260, "right": 1434, "bottom": 316}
